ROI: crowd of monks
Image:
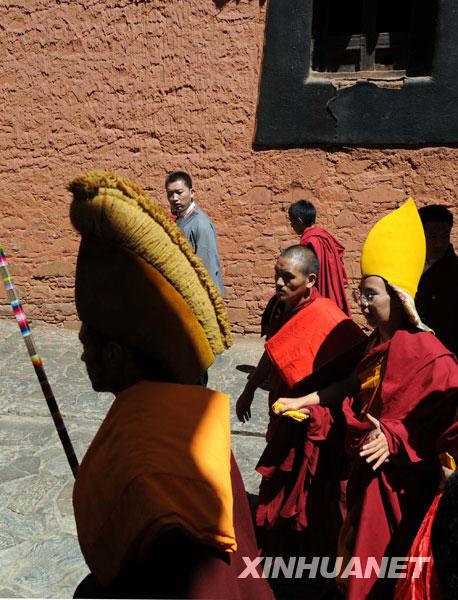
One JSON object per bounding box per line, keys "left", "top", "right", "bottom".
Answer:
{"left": 235, "top": 199, "right": 458, "bottom": 600}
{"left": 35, "top": 173, "right": 456, "bottom": 600}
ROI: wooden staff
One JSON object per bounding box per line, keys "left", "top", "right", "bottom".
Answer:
{"left": 0, "top": 244, "right": 79, "bottom": 477}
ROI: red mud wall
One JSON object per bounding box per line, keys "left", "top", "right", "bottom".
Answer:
{"left": 1, "top": 0, "right": 457, "bottom": 334}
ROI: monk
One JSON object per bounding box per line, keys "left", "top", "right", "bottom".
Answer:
{"left": 260, "top": 200, "right": 350, "bottom": 337}
{"left": 237, "top": 244, "right": 363, "bottom": 432}
{"left": 277, "top": 199, "right": 458, "bottom": 599}
{"left": 416, "top": 204, "right": 458, "bottom": 354}
{"left": 68, "top": 172, "right": 274, "bottom": 599}
{"left": 236, "top": 245, "right": 365, "bottom": 563}
{"left": 289, "top": 199, "right": 350, "bottom": 315}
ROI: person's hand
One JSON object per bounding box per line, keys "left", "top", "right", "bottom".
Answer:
{"left": 360, "top": 414, "right": 390, "bottom": 470}
{"left": 363, "top": 425, "right": 380, "bottom": 445}
{"left": 273, "top": 392, "right": 319, "bottom": 416}
{"left": 236, "top": 389, "right": 254, "bottom": 423}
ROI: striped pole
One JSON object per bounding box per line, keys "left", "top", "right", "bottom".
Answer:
{"left": 0, "top": 244, "right": 79, "bottom": 478}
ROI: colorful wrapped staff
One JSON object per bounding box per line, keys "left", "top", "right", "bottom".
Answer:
{"left": 0, "top": 244, "right": 79, "bottom": 477}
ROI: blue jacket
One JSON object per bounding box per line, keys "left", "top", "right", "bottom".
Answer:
{"left": 176, "top": 205, "right": 224, "bottom": 295}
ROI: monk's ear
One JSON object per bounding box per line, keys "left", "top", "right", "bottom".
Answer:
{"left": 102, "top": 341, "right": 124, "bottom": 367}
{"left": 305, "top": 272, "right": 317, "bottom": 288}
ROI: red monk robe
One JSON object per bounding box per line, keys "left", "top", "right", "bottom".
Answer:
{"left": 341, "top": 330, "right": 458, "bottom": 600}
{"left": 255, "top": 289, "right": 366, "bottom": 559}
{"left": 300, "top": 225, "right": 351, "bottom": 316}
{"left": 394, "top": 420, "right": 458, "bottom": 600}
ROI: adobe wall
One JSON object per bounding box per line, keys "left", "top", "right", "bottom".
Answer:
{"left": 1, "top": 0, "right": 457, "bottom": 334}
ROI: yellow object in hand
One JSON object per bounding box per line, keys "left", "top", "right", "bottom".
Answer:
{"left": 272, "top": 401, "right": 310, "bottom": 422}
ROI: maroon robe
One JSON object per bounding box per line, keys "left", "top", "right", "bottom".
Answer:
{"left": 300, "top": 225, "right": 351, "bottom": 316}
{"left": 342, "top": 330, "right": 458, "bottom": 600}
{"left": 256, "top": 290, "right": 365, "bottom": 558}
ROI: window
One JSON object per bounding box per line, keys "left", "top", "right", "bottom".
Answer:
{"left": 254, "top": 0, "right": 458, "bottom": 146}
{"left": 312, "top": 0, "right": 437, "bottom": 78}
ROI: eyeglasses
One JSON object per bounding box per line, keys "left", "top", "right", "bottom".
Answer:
{"left": 353, "top": 289, "right": 376, "bottom": 305}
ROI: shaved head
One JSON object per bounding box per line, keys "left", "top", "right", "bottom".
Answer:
{"left": 280, "top": 245, "right": 319, "bottom": 276}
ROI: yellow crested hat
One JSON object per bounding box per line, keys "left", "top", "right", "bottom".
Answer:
{"left": 69, "top": 171, "right": 232, "bottom": 384}
{"left": 361, "top": 198, "right": 425, "bottom": 298}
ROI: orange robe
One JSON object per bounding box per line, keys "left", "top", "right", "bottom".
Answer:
{"left": 73, "top": 381, "right": 274, "bottom": 599}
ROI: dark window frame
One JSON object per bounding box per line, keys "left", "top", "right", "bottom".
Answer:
{"left": 254, "top": 0, "right": 458, "bottom": 147}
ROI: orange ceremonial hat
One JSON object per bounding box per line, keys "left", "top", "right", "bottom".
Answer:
{"left": 69, "top": 171, "right": 232, "bottom": 384}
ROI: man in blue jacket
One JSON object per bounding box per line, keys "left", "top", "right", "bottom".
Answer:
{"left": 165, "top": 170, "right": 224, "bottom": 294}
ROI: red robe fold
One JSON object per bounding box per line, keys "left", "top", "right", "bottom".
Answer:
{"left": 300, "top": 225, "right": 351, "bottom": 316}
{"left": 394, "top": 420, "right": 458, "bottom": 600}
{"left": 256, "top": 404, "right": 347, "bottom": 560}
{"left": 342, "top": 330, "right": 458, "bottom": 600}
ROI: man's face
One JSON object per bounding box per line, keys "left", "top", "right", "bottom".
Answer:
{"left": 289, "top": 216, "right": 305, "bottom": 236}
{"left": 356, "top": 276, "right": 402, "bottom": 330}
{"left": 274, "top": 255, "right": 314, "bottom": 307}
{"left": 423, "top": 221, "right": 451, "bottom": 263}
{"left": 79, "top": 324, "right": 109, "bottom": 392}
{"left": 166, "top": 179, "right": 194, "bottom": 217}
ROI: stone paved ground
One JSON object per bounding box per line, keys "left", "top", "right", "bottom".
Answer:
{"left": 0, "top": 319, "right": 269, "bottom": 598}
